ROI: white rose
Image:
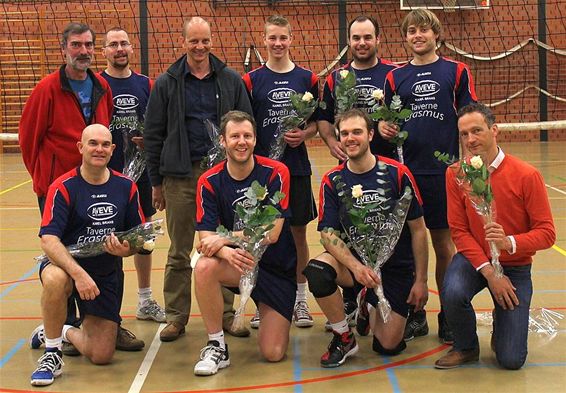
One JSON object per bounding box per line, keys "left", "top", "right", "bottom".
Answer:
{"left": 351, "top": 184, "right": 363, "bottom": 199}
{"left": 142, "top": 240, "right": 155, "bottom": 252}
{"left": 302, "top": 92, "right": 314, "bottom": 102}
{"left": 339, "top": 69, "right": 349, "bottom": 79}
{"left": 470, "top": 155, "right": 483, "bottom": 169}
{"left": 372, "top": 88, "right": 384, "bottom": 101}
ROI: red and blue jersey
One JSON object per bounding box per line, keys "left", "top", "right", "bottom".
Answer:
{"left": 40, "top": 168, "right": 145, "bottom": 275}
{"left": 320, "top": 60, "right": 398, "bottom": 158}
{"left": 243, "top": 65, "right": 318, "bottom": 176}
{"left": 318, "top": 156, "right": 423, "bottom": 268}
{"left": 384, "top": 57, "right": 477, "bottom": 175}
{"left": 196, "top": 155, "right": 296, "bottom": 277}
{"left": 100, "top": 71, "right": 152, "bottom": 171}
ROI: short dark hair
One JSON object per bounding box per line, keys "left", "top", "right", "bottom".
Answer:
{"left": 220, "top": 111, "right": 257, "bottom": 137}
{"left": 457, "top": 103, "right": 496, "bottom": 128}
{"left": 61, "top": 22, "right": 95, "bottom": 47}
{"left": 401, "top": 9, "right": 442, "bottom": 37}
{"left": 336, "top": 108, "right": 373, "bottom": 134}
{"left": 265, "top": 15, "right": 291, "bottom": 35}
{"left": 348, "top": 15, "right": 380, "bottom": 38}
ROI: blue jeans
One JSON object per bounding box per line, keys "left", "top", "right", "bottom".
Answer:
{"left": 442, "top": 253, "right": 532, "bottom": 370}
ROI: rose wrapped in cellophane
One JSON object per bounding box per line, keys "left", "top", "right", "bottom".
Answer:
{"left": 113, "top": 116, "right": 146, "bottom": 182}
{"left": 35, "top": 219, "right": 164, "bottom": 264}
{"left": 323, "top": 166, "right": 413, "bottom": 323}
{"left": 370, "top": 92, "right": 412, "bottom": 164}
{"left": 216, "top": 181, "right": 285, "bottom": 331}
{"left": 269, "top": 91, "right": 324, "bottom": 161}
{"left": 435, "top": 151, "right": 503, "bottom": 277}
{"left": 334, "top": 69, "right": 358, "bottom": 115}
{"left": 200, "top": 119, "right": 226, "bottom": 169}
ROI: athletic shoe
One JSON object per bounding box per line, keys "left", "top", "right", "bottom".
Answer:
{"left": 355, "top": 288, "right": 371, "bottom": 336}
{"left": 116, "top": 326, "right": 145, "bottom": 351}
{"left": 293, "top": 301, "right": 314, "bottom": 328}
{"left": 324, "top": 301, "right": 358, "bottom": 331}
{"left": 250, "top": 309, "right": 260, "bottom": 329}
{"left": 29, "top": 324, "right": 45, "bottom": 349}
{"left": 30, "top": 350, "right": 64, "bottom": 386}
{"left": 320, "top": 330, "right": 358, "bottom": 368}
{"left": 403, "top": 309, "right": 429, "bottom": 341}
{"left": 136, "top": 299, "right": 166, "bottom": 323}
{"left": 61, "top": 341, "right": 81, "bottom": 356}
{"left": 438, "top": 311, "right": 454, "bottom": 345}
{"left": 194, "top": 341, "right": 230, "bottom": 376}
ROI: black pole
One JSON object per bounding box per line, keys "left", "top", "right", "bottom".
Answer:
{"left": 139, "top": 0, "right": 149, "bottom": 76}
{"left": 338, "top": 0, "right": 347, "bottom": 64}
{"left": 538, "top": 0, "right": 548, "bottom": 141}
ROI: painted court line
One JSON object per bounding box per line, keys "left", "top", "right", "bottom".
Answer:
{"left": 552, "top": 245, "right": 566, "bottom": 257}
{"left": 128, "top": 323, "right": 166, "bottom": 393}
{"left": 0, "top": 339, "right": 25, "bottom": 369}
{"left": 547, "top": 183, "right": 566, "bottom": 196}
{"left": 0, "top": 265, "right": 39, "bottom": 301}
{"left": 0, "top": 180, "right": 32, "bottom": 196}
{"left": 293, "top": 336, "right": 303, "bottom": 393}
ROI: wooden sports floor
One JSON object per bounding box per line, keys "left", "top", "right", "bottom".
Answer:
{"left": 1, "top": 142, "right": 565, "bottom": 393}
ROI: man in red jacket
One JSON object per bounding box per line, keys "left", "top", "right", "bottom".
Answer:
{"left": 19, "top": 22, "right": 114, "bottom": 356}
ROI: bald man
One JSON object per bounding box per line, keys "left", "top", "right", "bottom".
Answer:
{"left": 30, "top": 124, "right": 145, "bottom": 386}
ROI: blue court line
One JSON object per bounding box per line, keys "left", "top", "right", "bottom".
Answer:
{"left": 0, "top": 339, "right": 25, "bottom": 368}
{"left": 0, "top": 263, "right": 39, "bottom": 301}
{"left": 382, "top": 355, "right": 402, "bottom": 393}
{"left": 293, "top": 336, "right": 303, "bottom": 393}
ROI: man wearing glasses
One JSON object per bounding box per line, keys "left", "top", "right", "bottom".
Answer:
{"left": 20, "top": 22, "right": 114, "bottom": 357}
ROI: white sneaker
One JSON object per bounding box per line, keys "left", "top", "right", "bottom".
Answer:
{"left": 293, "top": 301, "right": 314, "bottom": 328}
{"left": 194, "top": 341, "right": 230, "bottom": 376}
{"left": 136, "top": 299, "right": 166, "bottom": 323}
{"left": 250, "top": 309, "right": 260, "bottom": 329}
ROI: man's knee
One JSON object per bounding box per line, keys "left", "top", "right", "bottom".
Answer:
{"left": 303, "top": 259, "right": 337, "bottom": 298}
{"left": 41, "top": 266, "right": 72, "bottom": 294}
{"left": 496, "top": 352, "right": 526, "bottom": 370}
{"left": 260, "top": 343, "right": 287, "bottom": 363}
{"left": 88, "top": 348, "right": 115, "bottom": 365}
{"left": 372, "top": 335, "right": 407, "bottom": 356}
{"left": 194, "top": 256, "right": 218, "bottom": 281}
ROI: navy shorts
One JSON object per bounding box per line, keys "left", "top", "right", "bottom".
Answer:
{"left": 347, "top": 264, "right": 414, "bottom": 318}
{"left": 40, "top": 261, "right": 122, "bottom": 324}
{"left": 229, "top": 267, "right": 297, "bottom": 322}
{"left": 414, "top": 174, "right": 448, "bottom": 230}
{"left": 137, "top": 169, "right": 157, "bottom": 218}
{"left": 289, "top": 175, "right": 317, "bottom": 226}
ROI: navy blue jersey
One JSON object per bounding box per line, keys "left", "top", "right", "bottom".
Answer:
{"left": 243, "top": 65, "right": 318, "bottom": 176}
{"left": 320, "top": 60, "right": 398, "bottom": 158}
{"left": 40, "top": 168, "right": 145, "bottom": 276}
{"left": 196, "top": 155, "right": 296, "bottom": 278}
{"left": 384, "top": 57, "right": 477, "bottom": 175}
{"left": 100, "top": 71, "right": 152, "bottom": 171}
{"left": 318, "top": 156, "right": 423, "bottom": 269}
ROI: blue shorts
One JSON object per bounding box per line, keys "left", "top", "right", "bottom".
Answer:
{"left": 40, "top": 261, "right": 122, "bottom": 324}
{"left": 414, "top": 174, "right": 448, "bottom": 230}
{"left": 229, "top": 266, "right": 297, "bottom": 322}
{"left": 289, "top": 175, "right": 317, "bottom": 226}
{"left": 137, "top": 169, "right": 156, "bottom": 218}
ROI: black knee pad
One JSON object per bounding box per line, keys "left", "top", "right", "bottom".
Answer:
{"left": 302, "top": 259, "right": 338, "bottom": 298}
{"left": 372, "top": 336, "right": 407, "bottom": 356}
{"left": 137, "top": 248, "right": 153, "bottom": 255}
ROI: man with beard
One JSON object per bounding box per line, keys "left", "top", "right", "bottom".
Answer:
{"left": 20, "top": 22, "right": 114, "bottom": 357}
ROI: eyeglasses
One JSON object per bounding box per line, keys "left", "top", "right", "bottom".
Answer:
{"left": 104, "top": 41, "right": 132, "bottom": 49}
{"left": 69, "top": 41, "right": 95, "bottom": 50}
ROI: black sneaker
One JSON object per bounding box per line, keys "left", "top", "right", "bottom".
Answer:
{"left": 324, "top": 301, "right": 358, "bottom": 331}
{"left": 320, "top": 330, "right": 359, "bottom": 368}
{"left": 403, "top": 309, "right": 429, "bottom": 341}
{"left": 438, "top": 311, "right": 454, "bottom": 345}
{"left": 355, "top": 288, "right": 370, "bottom": 336}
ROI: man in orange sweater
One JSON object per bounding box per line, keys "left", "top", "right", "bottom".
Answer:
{"left": 435, "top": 103, "right": 555, "bottom": 370}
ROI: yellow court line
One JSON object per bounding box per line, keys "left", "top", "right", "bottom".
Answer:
{"left": 0, "top": 179, "right": 32, "bottom": 196}
{"left": 552, "top": 244, "right": 566, "bottom": 257}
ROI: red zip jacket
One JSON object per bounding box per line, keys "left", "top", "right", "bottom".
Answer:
{"left": 19, "top": 65, "right": 114, "bottom": 197}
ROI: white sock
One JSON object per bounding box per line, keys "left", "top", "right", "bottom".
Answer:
{"left": 208, "top": 331, "right": 225, "bottom": 349}
{"left": 45, "top": 337, "right": 63, "bottom": 351}
{"left": 61, "top": 324, "right": 73, "bottom": 342}
{"left": 330, "top": 319, "right": 349, "bottom": 334}
{"left": 296, "top": 283, "right": 308, "bottom": 303}
{"left": 138, "top": 287, "right": 152, "bottom": 306}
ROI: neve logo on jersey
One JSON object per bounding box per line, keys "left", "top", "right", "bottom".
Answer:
{"left": 114, "top": 94, "right": 139, "bottom": 110}
{"left": 411, "top": 80, "right": 440, "bottom": 97}
{"left": 268, "top": 88, "right": 294, "bottom": 104}
{"left": 356, "top": 84, "right": 378, "bottom": 104}
{"left": 352, "top": 189, "right": 388, "bottom": 208}
{"left": 87, "top": 202, "right": 118, "bottom": 221}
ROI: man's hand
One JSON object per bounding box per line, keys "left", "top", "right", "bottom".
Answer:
{"left": 484, "top": 222, "right": 512, "bottom": 252}
{"left": 152, "top": 185, "right": 165, "bottom": 211}
{"left": 103, "top": 233, "right": 132, "bottom": 257}
{"left": 74, "top": 271, "right": 100, "bottom": 301}
{"left": 283, "top": 128, "right": 307, "bottom": 148}
{"left": 407, "top": 281, "right": 428, "bottom": 311}
{"left": 378, "top": 121, "right": 399, "bottom": 141}
{"left": 327, "top": 138, "right": 347, "bottom": 161}
{"left": 224, "top": 247, "right": 256, "bottom": 275}
{"left": 352, "top": 264, "right": 380, "bottom": 288}
{"left": 486, "top": 273, "right": 519, "bottom": 310}
{"left": 131, "top": 136, "right": 145, "bottom": 150}
{"left": 197, "top": 234, "right": 229, "bottom": 257}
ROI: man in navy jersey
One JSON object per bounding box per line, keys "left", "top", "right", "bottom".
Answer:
{"left": 304, "top": 109, "right": 428, "bottom": 368}
{"left": 193, "top": 111, "right": 296, "bottom": 376}
{"left": 100, "top": 28, "right": 165, "bottom": 348}
{"left": 29, "top": 124, "right": 144, "bottom": 386}
{"left": 242, "top": 15, "right": 318, "bottom": 328}
{"left": 379, "top": 9, "right": 477, "bottom": 343}
{"left": 318, "top": 15, "right": 397, "bottom": 162}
